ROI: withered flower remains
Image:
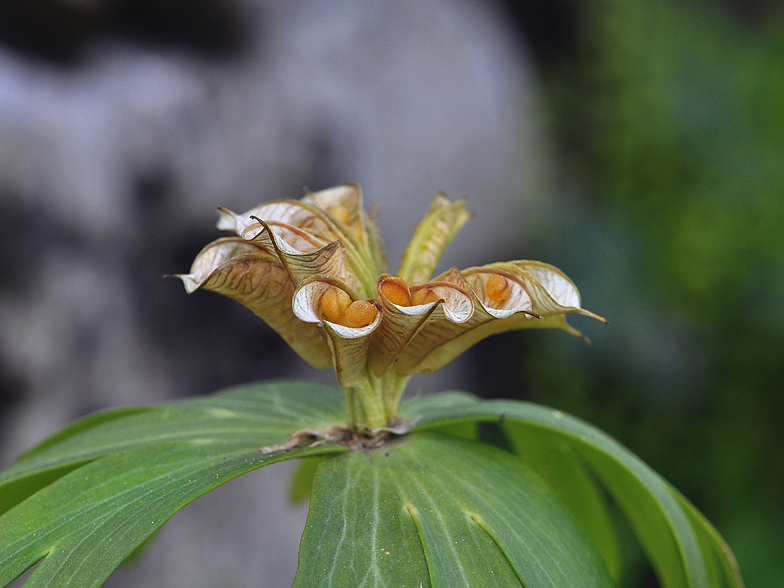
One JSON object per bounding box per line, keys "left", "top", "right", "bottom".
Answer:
{"left": 179, "top": 185, "right": 605, "bottom": 430}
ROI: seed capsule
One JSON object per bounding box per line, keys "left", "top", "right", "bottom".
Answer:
{"left": 411, "top": 287, "right": 439, "bottom": 306}
{"left": 320, "top": 286, "right": 351, "bottom": 323}
{"left": 380, "top": 276, "right": 411, "bottom": 306}
{"left": 485, "top": 273, "right": 511, "bottom": 302}
{"left": 344, "top": 300, "right": 378, "bottom": 327}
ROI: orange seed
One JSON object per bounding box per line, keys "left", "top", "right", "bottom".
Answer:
{"left": 485, "top": 274, "right": 511, "bottom": 302}
{"left": 380, "top": 277, "right": 411, "bottom": 306}
{"left": 411, "top": 287, "right": 439, "bottom": 306}
{"left": 320, "top": 286, "right": 350, "bottom": 323}
{"left": 344, "top": 300, "right": 378, "bottom": 327}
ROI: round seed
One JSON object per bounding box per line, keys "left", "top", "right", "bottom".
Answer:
{"left": 320, "top": 286, "right": 350, "bottom": 323}
{"left": 380, "top": 277, "right": 411, "bottom": 306}
{"left": 485, "top": 274, "right": 511, "bottom": 302}
{"left": 344, "top": 300, "right": 378, "bottom": 327}
{"left": 411, "top": 287, "right": 439, "bottom": 306}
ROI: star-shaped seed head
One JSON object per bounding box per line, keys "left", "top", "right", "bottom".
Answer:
{"left": 178, "top": 185, "right": 605, "bottom": 430}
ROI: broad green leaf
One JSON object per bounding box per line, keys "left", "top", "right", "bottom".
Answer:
{"left": 505, "top": 423, "right": 622, "bottom": 582}
{"left": 0, "top": 383, "right": 743, "bottom": 588}
{"left": 0, "top": 381, "right": 347, "bottom": 588}
{"left": 0, "top": 381, "right": 345, "bottom": 497}
{"left": 398, "top": 391, "right": 480, "bottom": 440}
{"left": 0, "top": 407, "right": 155, "bottom": 514}
{"left": 403, "top": 394, "right": 744, "bottom": 588}
{"left": 295, "top": 432, "right": 613, "bottom": 588}
{"left": 675, "top": 494, "right": 744, "bottom": 588}
{"left": 18, "top": 407, "right": 151, "bottom": 459}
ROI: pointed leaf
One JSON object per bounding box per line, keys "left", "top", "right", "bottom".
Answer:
{"left": 403, "top": 394, "right": 744, "bottom": 588}
{"left": 461, "top": 261, "right": 606, "bottom": 329}
{"left": 675, "top": 494, "right": 744, "bottom": 588}
{"left": 178, "top": 238, "right": 267, "bottom": 294}
{"left": 503, "top": 422, "right": 622, "bottom": 582}
{"left": 0, "top": 381, "right": 347, "bottom": 588}
{"left": 295, "top": 433, "right": 612, "bottom": 588}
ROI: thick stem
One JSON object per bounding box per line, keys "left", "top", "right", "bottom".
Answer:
{"left": 345, "top": 369, "right": 407, "bottom": 431}
{"left": 345, "top": 372, "right": 387, "bottom": 431}
{"left": 383, "top": 373, "right": 410, "bottom": 422}
{"left": 344, "top": 387, "right": 357, "bottom": 429}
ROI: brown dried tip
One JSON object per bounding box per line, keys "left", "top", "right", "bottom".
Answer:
{"left": 380, "top": 276, "right": 411, "bottom": 306}
{"left": 411, "top": 287, "right": 439, "bottom": 306}
{"left": 485, "top": 273, "right": 511, "bottom": 302}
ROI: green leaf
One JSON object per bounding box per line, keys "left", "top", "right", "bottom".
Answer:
{"left": 0, "top": 383, "right": 743, "bottom": 588}
{"left": 403, "top": 394, "right": 744, "bottom": 588}
{"left": 403, "top": 391, "right": 480, "bottom": 441}
{"left": 0, "top": 381, "right": 347, "bottom": 588}
{"left": 17, "top": 407, "right": 151, "bottom": 460}
{"left": 503, "top": 422, "right": 622, "bottom": 582}
{"left": 675, "top": 494, "right": 744, "bottom": 588}
{"left": 295, "top": 432, "right": 613, "bottom": 588}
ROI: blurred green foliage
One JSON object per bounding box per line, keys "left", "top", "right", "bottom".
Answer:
{"left": 514, "top": 1, "right": 784, "bottom": 586}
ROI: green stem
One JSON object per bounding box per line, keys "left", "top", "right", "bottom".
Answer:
{"left": 345, "top": 368, "right": 406, "bottom": 431}
{"left": 344, "top": 387, "right": 357, "bottom": 430}
{"left": 383, "top": 373, "right": 409, "bottom": 423}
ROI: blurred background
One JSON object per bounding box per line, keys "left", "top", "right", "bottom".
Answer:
{"left": 0, "top": 0, "right": 781, "bottom": 586}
